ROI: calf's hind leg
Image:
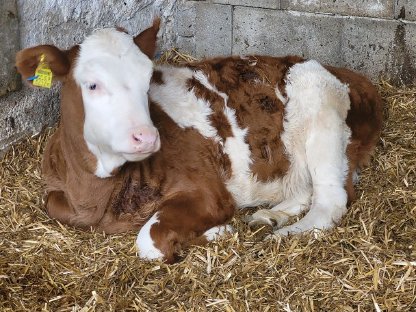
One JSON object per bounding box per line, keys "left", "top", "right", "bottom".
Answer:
{"left": 278, "top": 117, "right": 351, "bottom": 235}
{"left": 275, "top": 60, "right": 352, "bottom": 235}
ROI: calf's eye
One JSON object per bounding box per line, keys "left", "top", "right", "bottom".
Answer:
{"left": 88, "top": 83, "right": 97, "bottom": 91}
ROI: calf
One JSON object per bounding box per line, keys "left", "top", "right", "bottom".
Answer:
{"left": 16, "top": 19, "right": 383, "bottom": 263}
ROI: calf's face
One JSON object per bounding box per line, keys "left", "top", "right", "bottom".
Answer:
{"left": 16, "top": 19, "right": 161, "bottom": 177}
{"left": 74, "top": 29, "right": 160, "bottom": 166}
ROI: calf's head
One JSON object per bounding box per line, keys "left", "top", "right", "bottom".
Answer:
{"left": 16, "top": 19, "right": 161, "bottom": 177}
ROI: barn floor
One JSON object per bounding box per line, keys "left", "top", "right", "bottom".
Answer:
{"left": 1, "top": 78, "right": 415, "bottom": 311}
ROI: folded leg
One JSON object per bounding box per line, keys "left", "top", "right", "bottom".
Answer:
{"left": 276, "top": 112, "right": 350, "bottom": 235}
{"left": 247, "top": 195, "right": 310, "bottom": 228}
{"left": 273, "top": 61, "right": 351, "bottom": 235}
{"left": 136, "top": 190, "right": 234, "bottom": 263}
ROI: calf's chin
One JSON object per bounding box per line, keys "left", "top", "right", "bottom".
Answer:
{"left": 84, "top": 137, "right": 160, "bottom": 178}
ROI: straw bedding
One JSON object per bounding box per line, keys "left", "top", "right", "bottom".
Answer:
{"left": 0, "top": 52, "right": 415, "bottom": 311}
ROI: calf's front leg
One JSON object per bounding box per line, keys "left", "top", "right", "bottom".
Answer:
{"left": 46, "top": 191, "right": 76, "bottom": 224}
{"left": 46, "top": 190, "right": 116, "bottom": 232}
{"left": 136, "top": 190, "right": 234, "bottom": 263}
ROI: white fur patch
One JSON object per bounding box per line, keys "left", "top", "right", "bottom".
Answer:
{"left": 275, "top": 86, "right": 287, "bottom": 105}
{"left": 150, "top": 66, "right": 221, "bottom": 142}
{"left": 136, "top": 212, "right": 164, "bottom": 261}
{"left": 203, "top": 225, "right": 233, "bottom": 241}
{"left": 86, "top": 142, "right": 126, "bottom": 178}
{"left": 273, "top": 60, "right": 351, "bottom": 234}
{"left": 193, "top": 70, "right": 229, "bottom": 104}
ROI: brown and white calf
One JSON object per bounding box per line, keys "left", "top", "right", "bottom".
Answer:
{"left": 16, "top": 20, "right": 383, "bottom": 263}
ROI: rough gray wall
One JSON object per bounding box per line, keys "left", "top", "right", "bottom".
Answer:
{"left": 176, "top": 0, "right": 416, "bottom": 86}
{"left": 0, "top": 0, "right": 180, "bottom": 156}
{"left": 0, "top": 0, "right": 20, "bottom": 97}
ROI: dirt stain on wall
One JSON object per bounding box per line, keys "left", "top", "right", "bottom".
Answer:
{"left": 385, "top": 23, "right": 416, "bottom": 85}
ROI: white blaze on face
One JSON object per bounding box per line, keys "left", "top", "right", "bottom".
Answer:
{"left": 73, "top": 29, "right": 160, "bottom": 178}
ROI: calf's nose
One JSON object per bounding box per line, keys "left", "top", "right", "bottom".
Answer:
{"left": 131, "top": 125, "right": 159, "bottom": 152}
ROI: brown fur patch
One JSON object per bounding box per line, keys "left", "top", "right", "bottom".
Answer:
{"left": 186, "top": 77, "right": 233, "bottom": 140}
{"left": 210, "top": 112, "right": 233, "bottom": 139}
{"left": 151, "top": 70, "right": 164, "bottom": 85}
{"left": 112, "top": 168, "right": 161, "bottom": 215}
{"left": 325, "top": 66, "right": 383, "bottom": 204}
{"left": 188, "top": 55, "right": 296, "bottom": 182}
{"left": 239, "top": 70, "right": 260, "bottom": 82}
{"left": 259, "top": 95, "right": 279, "bottom": 113}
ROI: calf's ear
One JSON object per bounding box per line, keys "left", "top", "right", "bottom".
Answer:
{"left": 15, "top": 44, "right": 79, "bottom": 85}
{"left": 133, "top": 17, "right": 160, "bottom": 59}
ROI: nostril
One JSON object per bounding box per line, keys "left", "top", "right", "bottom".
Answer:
{"left": 132, "top": 134, "right": 142, "bottom": 143}
{"left": 132, "top": 127, "right": 158, "bottom": 148}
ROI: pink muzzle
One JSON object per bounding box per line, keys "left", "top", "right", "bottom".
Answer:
{"left": 131, "top": 125, "right": 160, "bottom": 154}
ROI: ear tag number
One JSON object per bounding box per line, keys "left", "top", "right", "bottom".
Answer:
{"left": 32, "top": 54, "right": 53, "bottom": 88}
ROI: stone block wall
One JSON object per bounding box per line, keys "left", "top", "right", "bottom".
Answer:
{"left": 1, "top": 0, "right": 415, "bottom": 154}
{"left": 176, "top": 0, "right": 416, "bottom": 85}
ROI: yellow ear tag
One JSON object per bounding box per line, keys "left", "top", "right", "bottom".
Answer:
{"left": 32, "top": 54, "right": 53, "bottom": 88}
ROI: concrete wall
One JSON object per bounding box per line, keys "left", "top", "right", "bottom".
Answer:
{"left": 0, "top": 0, "right": 20, "bottom": 98}
{"left": 1, "top": 0, "right": 415, "bottom": 154}
{"left": 176, "top": 0, "right": 416, "bottom": 86}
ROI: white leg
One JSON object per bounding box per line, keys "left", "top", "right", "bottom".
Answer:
{"left": 276, "top": 112, "right": 350, "bottom": 235}
{"left": 276, "top": 186, "right": 347, "bottom": 235}
{"left": 269, "top": 60, "right": 351, "bottom": 236}
{"left": 203, "top": 225, "right": 233, "bottom": 241}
